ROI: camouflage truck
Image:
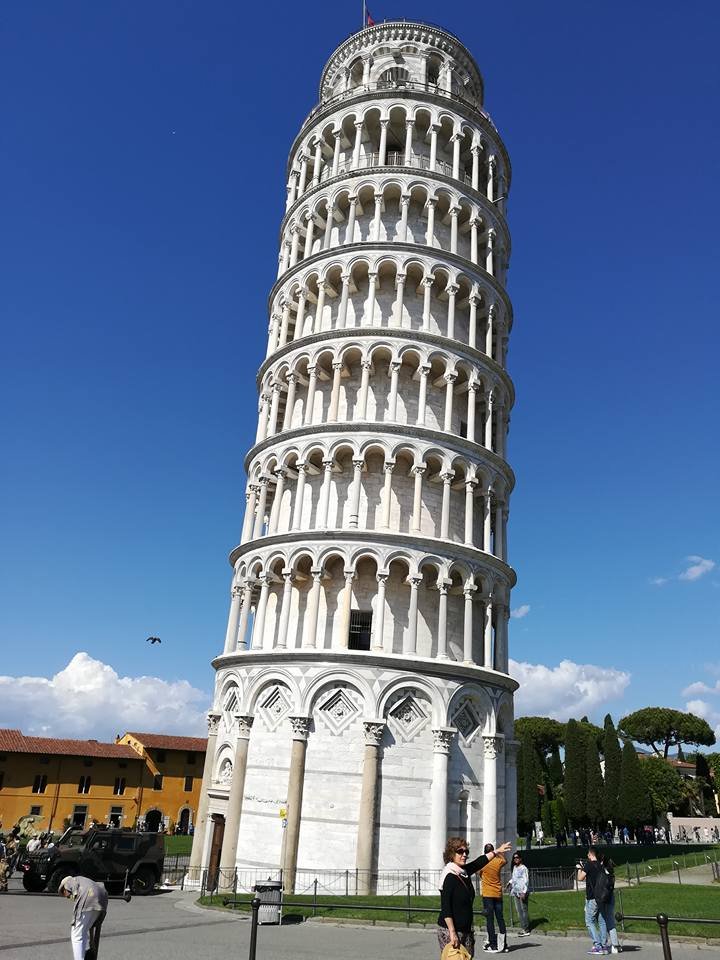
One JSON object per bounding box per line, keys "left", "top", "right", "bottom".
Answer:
{"left": 20, "top": 827, "right": 164, "bottom": 894}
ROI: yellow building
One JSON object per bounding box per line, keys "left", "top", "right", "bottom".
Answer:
{"left": 0, "top": 729, "right": 206, "bottom": 836}
{"left": 0, "top": 729, "right": 144, "bottom": 833}
{"left": 116, "top": 732, "right": 206, "bottom": 833}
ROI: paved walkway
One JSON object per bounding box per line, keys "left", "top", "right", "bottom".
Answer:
{"left": 639, "top": 863, "right": 717, "bottom": 886}
{"left": 0, "top": 881, "right": 716, "bottom": 960}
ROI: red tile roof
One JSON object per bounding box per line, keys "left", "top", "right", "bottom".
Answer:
{"left": 123, "top": 732, "right": 207, "bottom": 752}
{"left": 0, "top": 729, "right": 139, "bottom": 760}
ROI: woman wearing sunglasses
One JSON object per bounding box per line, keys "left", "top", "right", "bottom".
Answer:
{"left": 438, "top": 837, "right": 512, "bottom": 957}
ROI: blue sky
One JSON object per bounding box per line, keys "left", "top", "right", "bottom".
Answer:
{"left": 1, "top": 1, "right": 718, "bottom": 739}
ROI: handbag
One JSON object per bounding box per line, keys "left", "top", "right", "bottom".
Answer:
{"left": 440, "top": 945, "right": 472, "bottom": 960}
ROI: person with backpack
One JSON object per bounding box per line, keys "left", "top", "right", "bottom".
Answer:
{"left": 594, "top": 856, "right": 621, "bottom": 954}
{"left": 577, "top": 847, "right": 605, "bottom": 954}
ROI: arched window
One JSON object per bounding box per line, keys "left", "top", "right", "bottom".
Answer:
{"left": 379, "top": 67, "right": 410, "bottom": 87}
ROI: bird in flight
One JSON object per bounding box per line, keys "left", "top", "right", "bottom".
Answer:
{"left": 146, "top": 636, "right": 162, "bottom": 644}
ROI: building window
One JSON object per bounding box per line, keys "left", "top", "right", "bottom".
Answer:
{"left": 39, "top": 755, "right": 50, "bottom": 765}
{"left": 32, "top": 774, "right": 48, "bottom": 794}
{"left": 118, "top": 761, "right": 127, "bottom": 769}
{"left": 153, "top": 774, "right": 163, "bottom": 791}
{"left": 156, "top": 750, "right": 166, "bottom": 763}
{"left": 348, "top": 610, "right": 372, "bottom": 651}
{"left": 184, "top": 775, "right": 193, "bottom": 792}
{"left": 83, "top": 758, "right": 94, "bottom": 768}
{"left": 30, "top": 805, "right": 42, "bottom": 816}
{"left": 186, "top": 752, "right": 196, "bottom": 765}
{"left": 0, "top": 772, "right": 4, "bottom": 790}
{"left": 78, "top": 776, "right": 92, "bottom": 795}
{"left": 72, "top": 805, "right": 88, "bottom": 829}
{"left": 459, "top": 420, "right": 467, "bottom": 439}
{"left": 109, "top": 806, "right": 123, "bottom": 828}
{"left": 114, "top": 777, "right": 126, "bottom": 796}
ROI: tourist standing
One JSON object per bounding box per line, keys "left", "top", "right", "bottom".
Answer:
{"left": 594, "top": 856, "right": 621, "bottom": 954}
{"left": 577, "top": 848, "right": 604, "bottom": 954}
{"left": 507, "top": 851, "right": 530, "bottom": 936}
{"left": 479, "top": 843, "right": 508, "bottom": 953}
{"left": 438, "top": 838, "right": 512, "bottom": 958}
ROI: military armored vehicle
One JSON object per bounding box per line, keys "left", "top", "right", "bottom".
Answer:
{"left": 20, "top": 827, "right": 164, "bottom": 894}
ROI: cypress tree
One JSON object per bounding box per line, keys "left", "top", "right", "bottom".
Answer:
{"left": 516, "top": 737, "right": 527, "bottom": 831}
{"left": 548, "top": 744, "right": 564, "bottom": 788}
{"left": 618, "top": 739, "right": 651, "bottom": 826}
{"left": 603, "top": 714, "right": 622, "bottom": 824}
{"left": 564, "top": 718, "right": 586, "bottom": 825}
{"left": 522, "top": 733, "right": 542, "bottom": 828}
{"left": 540, "top": 800, "right": 554, "bottom": 839}
{"left": 586, "top": 734, "right": 605, "bottom": 826}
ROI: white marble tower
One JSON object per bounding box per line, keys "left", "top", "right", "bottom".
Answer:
{"left": 190, "top": 19, "right": 518, "bottom": 894}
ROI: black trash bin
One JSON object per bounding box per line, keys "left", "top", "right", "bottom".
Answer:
{"left": 253, "top": 880, "right": 283, "bottom": 924}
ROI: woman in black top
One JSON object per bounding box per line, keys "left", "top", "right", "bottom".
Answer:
{"left": 438, "top": 837, "right": 512, "bottom": 957}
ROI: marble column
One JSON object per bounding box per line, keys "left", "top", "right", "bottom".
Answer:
{"left": 218, "top": 715, "right": 254, "bottom": 891}
{"left": 463, "top": 585, "right": 476, "bottom": 663}
{"left": 404, "top": 574, "right": 422, "bottom": 655}
{"left": 337, "top": 570, "right": 354, "bottom": 648}
{"left": 303, "top": 568, "right": 323, "bottom": 648}
{"left": 236, "top": 582, "right": 254, "bottom": 651}
{"left": 381, "top": 460, "right": 395, "bottom": 529}
{"left": 355, "top": 720, "right": 386, "bottom": 893}
{"left": 283, "top": 716, "right": 311, "bottom": 894}
{"left": 223, "top": 584, "right": 243, "bottom": 655}
{"left": 373, "top": 573, "right": 388, "bottom": 651}
{"left": 482, "top": 735, "right": 504, "bottom": 846}
{"left": 276, "top": 569, "right": 294, "bottom": 649}
{"left": 429, "top": 728, "right": 456, "bottom": 869}
{"left": 436, "top": 579, "right": 450, "bottom": 659}
{"left": 188, "top": 712, "right": 221, "bottom": 877}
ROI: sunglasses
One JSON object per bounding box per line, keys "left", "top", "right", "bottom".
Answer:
{"left": 455, "top": 848, "right": 470, "bottom": 855}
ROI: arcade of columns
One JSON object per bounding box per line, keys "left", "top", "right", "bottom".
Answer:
{"left": 189, "top": 21, "right": 518, "bottom": 893}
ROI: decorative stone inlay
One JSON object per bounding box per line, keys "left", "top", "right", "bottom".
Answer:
{"left": 388, "top": 694, "right": 428, "bottom": 742}
{"left": 363, "top": 720, "right": 386, "bottom": 747}
{"left": 317, "top": 688, "right": 361, "bottom": 735}
{"left": 258, "top": 685, "right": 293, "bottom": 731}
{"left": 451, "top": 700, "right": 482, "bottom": 743}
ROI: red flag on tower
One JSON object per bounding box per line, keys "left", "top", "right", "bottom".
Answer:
{"left": 366, "top": 9, "right": 375, "bottom": 25}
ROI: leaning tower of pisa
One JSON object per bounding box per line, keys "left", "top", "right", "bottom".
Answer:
{"left": 189, "top": 20, "right": 518, "bottom": 894}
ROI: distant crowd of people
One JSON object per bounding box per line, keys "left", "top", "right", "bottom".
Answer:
{"left": 548, "top": 822, "right": 719, "bottom": 847}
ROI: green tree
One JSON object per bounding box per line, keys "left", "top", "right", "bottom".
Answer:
{"left": 521, "top": 732, "right": 544, "bottom": 830}
{"left": 603, "top": 714, "right": 622, "bottom": 823}
{"left": 540, "top": 800, "right": 554, "bottom": 840}
{"left": 548, "top": 744, "right": 564, "bottom": 788}
{"left": 515, "top": 717, "right": 565, "bottom": 757}
{"left": 618, "top": 707, "right": 716, "bottom": 759}
{"left": 640, "top": 756, "right": 684, "bottom": 815}
{"left": 552, "top": 795, "right": 568, "bottom": 831}
{"left": 586, "top": 735, "right": 605, "bottom": 826}
{"left": 618, "top": 740, "right": 651, "bottom": 826}
{"left": 564, "top": 719, "right": 586, "bottom": 825}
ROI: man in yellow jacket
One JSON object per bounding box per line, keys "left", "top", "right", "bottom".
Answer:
{"left": 479, "top": 842, "right": 508, "bottom": 953}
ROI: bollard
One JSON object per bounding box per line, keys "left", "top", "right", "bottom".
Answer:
{"left": 656, "top": 913, "right": 672, "bottom": 960}
{"left": 406, "top": 880, "right": 411, "bottom": 927}
{"left": 673, "top": 861, "right": 681, "bottom": 885}
{"left": 616, "top": 889, "right": 625, "bottom": 932}
{"left": 313, "top": 878, "right": 318, "bottom": 917}
{"left": 248, "top": 897, "right": 261, "bottom": 960}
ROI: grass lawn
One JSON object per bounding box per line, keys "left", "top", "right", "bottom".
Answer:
{"left": 164, "top": 835, "right": 192, "bottom": 856}
{"left": 200, "top": 884, "right": 720, "bottom": 940}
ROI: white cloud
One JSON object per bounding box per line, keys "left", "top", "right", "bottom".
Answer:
{"left": 649, "top": 577, "right": 669, "bottom": 587}
{"left": 510, "top": 604, "right": 531, "bottom": 619}
{"left": 679, "top": 556, "right": 715, "bottom": 582}
{"left": 682, "top": 680, "right": 720, "bottom": 698}
{"left": 683, "top": 679, "right": 720, "bottom": 742}
{"left": 0, "top": 653, "right": 210, "bottom": 741}
{"left": 510, "top": 658, "right": 630, "bottom": 721}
